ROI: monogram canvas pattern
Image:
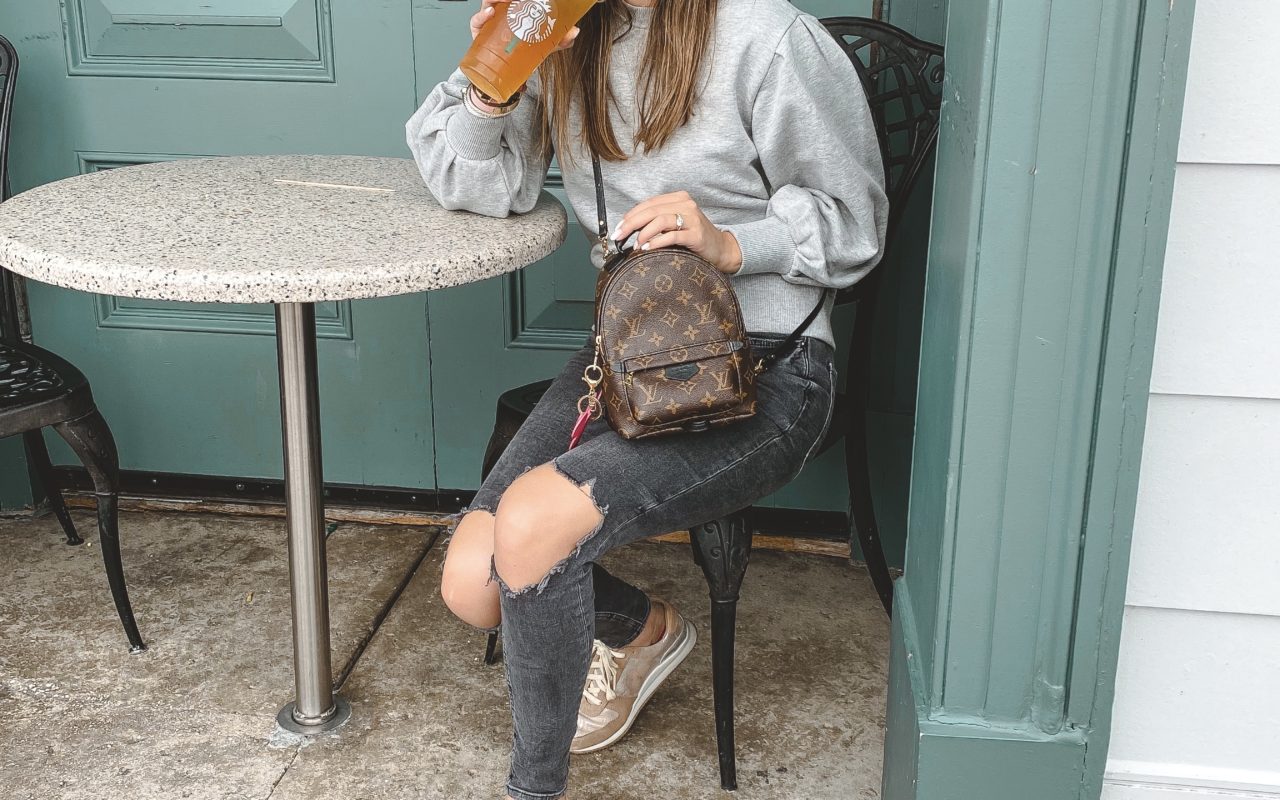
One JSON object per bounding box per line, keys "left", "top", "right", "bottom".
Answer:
{"left": 595, "top": 247, "right": 756, "bottom": 439}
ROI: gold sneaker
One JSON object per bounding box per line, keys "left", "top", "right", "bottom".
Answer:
{"left": 571, "top": 598, "right": 697, "bottom": 754}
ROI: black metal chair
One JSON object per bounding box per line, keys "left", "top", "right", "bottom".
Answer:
{"left": 0, "top": 34, "right": 145, "bottom": 653}
{"left": 479, "top": 18, "right": 943, "bottom": 789}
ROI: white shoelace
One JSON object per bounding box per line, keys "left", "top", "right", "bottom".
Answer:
{"left": 582, "top": 639, "right": 625, "bottom": 705}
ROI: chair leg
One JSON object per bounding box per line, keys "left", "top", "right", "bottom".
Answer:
{"left": 22, "top": 429, "right": 81, "bottom": 545}
{"left": 690, "top": 512, "right": 752, "bottom": 792}
{"left": 846, "top": 288, "right": 894, "bottom": 615}
{"left": 52, "top": 408, "right": 146, "bottom": 653}
{"left": 847, "top": 410, "right": 894, "bottom": 615}
{"left": 484, "top": 629, "right": 501, "bottom": 665}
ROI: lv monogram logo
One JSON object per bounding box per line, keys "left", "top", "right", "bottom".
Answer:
{"left": 712, "top": 369, "right": 733, "bottom": 392}
{"left": 695, "top": 302, "right": 715, "bottom": 325}
{"left": 638, "top": 382, "right": 662, "bottom": 405}
{"left": 623, "top": 316, "right": 644, "bottom": 338}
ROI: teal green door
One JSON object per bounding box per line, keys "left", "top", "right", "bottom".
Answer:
{"left": 1, "top": 0, "right": 881, "bottom": 513}
{"left": 3, "top": 1, "right": 434, "bottom": 488}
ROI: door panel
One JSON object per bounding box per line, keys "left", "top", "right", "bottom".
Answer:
{"left": 63, "top": 0, "right": 334, "bottom": 80}
{"left": 5, "top": 0, "right": 435, "bottom": 487}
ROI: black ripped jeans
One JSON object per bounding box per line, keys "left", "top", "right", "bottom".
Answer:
{"left": 462, "top": 332, "right": 836, "bottom": 800}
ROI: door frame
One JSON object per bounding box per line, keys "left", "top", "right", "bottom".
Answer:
{"left": 881, "top": 1, "right": 1196, "bottom": 797}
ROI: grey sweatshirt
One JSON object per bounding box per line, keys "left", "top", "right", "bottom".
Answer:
{"left": 405, "top": 0, "right": 888, "bottom": 347}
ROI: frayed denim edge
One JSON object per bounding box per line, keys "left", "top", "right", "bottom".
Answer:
{"left": 440, "top": 503, "right": 496, "bottom": 571}
{"left": 489, "top": 459, "right": 609, "bottom": 599}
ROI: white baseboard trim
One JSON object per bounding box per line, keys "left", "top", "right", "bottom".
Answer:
{"left": 1105, "top": 782, "right": 1280, "bottom": 800}
{"left": 1105, "top": 760, "right": 1280, "bottom": 798}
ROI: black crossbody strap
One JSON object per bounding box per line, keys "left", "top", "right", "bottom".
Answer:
{"left": 592, "top": 152, "right": 612, "bottom": 248}
{"left": 752, "top": 289, "right": 830, "bottom": 373}
{"left": 592, "top": 150, "right": 830, "bottom": 372}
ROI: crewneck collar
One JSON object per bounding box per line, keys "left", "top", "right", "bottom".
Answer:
{"left": 623, "top": 1, "right": 654, "bottom": 30}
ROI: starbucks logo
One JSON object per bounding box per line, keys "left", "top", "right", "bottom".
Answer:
{"left": 508, "top": 0, "right": 557, "bottom": 44}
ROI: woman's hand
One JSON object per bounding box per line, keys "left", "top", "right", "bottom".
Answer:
{"left": 614, "top": 191, "right": 744, "bottom": 274}
{"left": 470, "top": 0, "right": 581, "bottom": 50}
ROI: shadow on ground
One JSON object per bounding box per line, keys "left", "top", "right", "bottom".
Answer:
{"left": 0, "top": 509, "right": 888, "bottom": 799}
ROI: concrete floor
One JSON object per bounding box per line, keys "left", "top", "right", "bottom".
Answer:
{"left": 0, "top": 508, "right": 889, "bottom": 799}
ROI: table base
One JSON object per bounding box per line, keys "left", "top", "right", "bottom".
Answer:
{"left": 274, "top": 302, "right": 348, "bottom": 736}
{"left": 276, "top": 697, "right": 352, "bottom": 735}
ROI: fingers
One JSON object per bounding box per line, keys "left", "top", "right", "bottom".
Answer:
{"left": 638, "top": 229, "right": 692, "bottom": 252}
{"left": 615, "top": 192, "right": 693, "bottom": 240}
{"left": 634, "top": 211, "right": 686, "bottom": 248}
{"left": 554, "top": 26, "right": 580, "bottom": 51}
{"left": 470, "top": 0, "right": 501, "bottom": 38}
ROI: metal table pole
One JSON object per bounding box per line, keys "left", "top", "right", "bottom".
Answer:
{"left": 273, "top": 302, "right": 351, "bottom": 734}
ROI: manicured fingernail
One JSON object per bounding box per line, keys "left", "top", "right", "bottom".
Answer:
{"left": 612, "top": 225, "right": 623, "bottom": 239}
{"left": 640, "top": 243, "right": 650, "bottom": 251}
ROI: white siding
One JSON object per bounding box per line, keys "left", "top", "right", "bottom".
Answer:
{"left": 1103, "top": 1, "right": 1280, "bottom": 798}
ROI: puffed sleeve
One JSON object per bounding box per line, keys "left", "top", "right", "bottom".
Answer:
{"left": 721, "top": 15, "right": 889, "bottom": 288}
{"left": 405, "top": 69, "right": 551, "bottom": 217}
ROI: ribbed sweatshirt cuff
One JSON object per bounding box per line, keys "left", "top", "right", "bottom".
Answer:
{"left": 445, "top": 106, "right": 509, "bottom": 161}
{"left": 722, "top": 217, "right": 797, "bottom": 276}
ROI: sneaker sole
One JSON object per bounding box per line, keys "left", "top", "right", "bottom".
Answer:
{"left": 571, "top": 617, "right": 698, "bottom": 755}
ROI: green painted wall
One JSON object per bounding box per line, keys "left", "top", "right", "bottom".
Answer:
{"left": 3, "top": 1, "right": 437, "bottom": 495}
{"left": 883, "top": 0, "right": 1195, "bottom": 796}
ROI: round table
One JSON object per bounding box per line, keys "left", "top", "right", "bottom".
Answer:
{"left": 0, "top": 154, "right": 567, "bottom": 733}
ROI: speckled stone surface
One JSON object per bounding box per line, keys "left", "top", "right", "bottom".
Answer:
{"left": 0, "top": 155, "right": 567, "bottom": 304}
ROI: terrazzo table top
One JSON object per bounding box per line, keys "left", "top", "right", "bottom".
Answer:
{"left": 0, "top": 155, "right": 568, "bottom": 304}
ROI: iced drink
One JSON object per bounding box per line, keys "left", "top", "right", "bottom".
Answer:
{"left": 460, "top": 0, "right": 599, "bottom": 103}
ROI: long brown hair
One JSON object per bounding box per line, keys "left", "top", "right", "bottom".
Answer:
{"left": 537, "top": 0, "right": 718, "bottom": 165}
